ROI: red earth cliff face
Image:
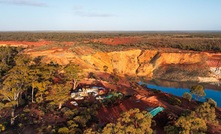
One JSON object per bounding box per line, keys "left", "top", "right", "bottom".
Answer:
{"left": 1, "top": 41, "right": 220, "bottom": 82}
{"left": 25, "top": 47, "right": 221, "bottom": 82}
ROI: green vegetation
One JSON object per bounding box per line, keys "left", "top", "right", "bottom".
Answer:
{"left": 190, "top": 85, "right": 206, "bottom": 99}
{"left": 0, "top": 124, "right": 5, "bottom": 132}
{"left": 182, "top": 92, "right": 192, "bottom": 101}
{"left": 102, "top": 108, "right": 153, "bottom": 134}
{"left": 195, "top": 102, "right": 218, "bottom": 123}
{"left": 174, "top": 111, "right": 207, "bottom": 134}
{"left": 0, "top": 45, "right": 220, "bottom": 133}
{"left": 0, "top": 47, "right": 130, "bottom": 133}
{"left": 58, "top": 127, "right": 69, "bottom": 134}
{"left": 102, "top": 91, "right": 123, "bottom": 106}
{"left": 207, "top": 98, "right": 217, "bottom": 107}
{"left": 0, "top": 46, "right": 22, "bottom": 78}
{"left": 0, "top": 32, "right": 132, "bottom": 42}
{"left": 46, "top": 84, "right": 71, "bottom": 109}
{"left": 1, "top": 32, "right": 221, "bottom": 52}
{"left": 164, "top": 102, "right": 218, "bottom": 134}
{"left": 0, "top": 47, "right": 84, "bottom": 132}
{"left": 64, "top": 63, "right": 82, "bottom": 90}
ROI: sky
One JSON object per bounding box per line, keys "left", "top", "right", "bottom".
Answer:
{"left": 0, "top": 0, "right": 221, "bottom": 31}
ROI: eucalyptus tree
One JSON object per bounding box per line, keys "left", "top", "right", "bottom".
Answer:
{"left": 0, "top": 46, "right": 19, "bottom": 78}
{"left": 28, "top": 67, "right": 42, "bottom": 103}
{"left": 182, "top": 92, "right": 192, "bottom": 101}
{"left": 175, "top": 112, "right": 207, "bottom": 134}
{"left": 195, "top": 102, "right": 217, "bottom": 123}
{"left": 28, "top": 62, "right": 59, "bottom": 103}
{"left": 102, "top": 108, "right": 153, "bottom": 134}
{"left": 190, "top": 85, "right": 206, "bottom": 100}
{"left": 46, "top": 83, "right": 72, "bottom": 109}
{"left": 0, "top": 55, "right": 31, "bottom": 125}
{"left": 64, "top": 63, "right": 82, "bottom": 90}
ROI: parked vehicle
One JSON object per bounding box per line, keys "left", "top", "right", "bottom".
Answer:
{"left": 71, "top": 86, "right": 106, "bottom": 99}
{"left": 70, "top": 101, "right": 78, "bottom": 106}
{"left": 74, "top": 96, "right": 84, "bottom": 100}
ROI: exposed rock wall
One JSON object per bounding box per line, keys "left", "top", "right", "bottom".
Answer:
{"left": 26, "top": 48, "right": 221, "bottom": 82}
{"left": 136, "top": 50, "right": 158, "bottom": 77}
{"left": 81, "top": 50, "right": 207, "bottom": 77}
{"left": 108, "top": 50, "right": 141, "bottom": 75}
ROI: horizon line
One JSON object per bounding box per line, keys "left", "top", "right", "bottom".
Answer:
{"left": 1, "top": 30, "right": 221, "bottom": 33}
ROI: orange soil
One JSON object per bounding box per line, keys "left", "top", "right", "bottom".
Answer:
{"left": 0, "top": 37, "right": 144, "bottom": 48}
{"left": 0, "top": 41, "right": 76, "bottom": 48}
{"left": 0, "top": 41, "right": 54, "bottom": 47}
{"left": 92, "top": 37, "right": 144, "bottom": 45}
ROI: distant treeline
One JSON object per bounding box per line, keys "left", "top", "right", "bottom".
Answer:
{"left": 0, "top": 32, "right": 142, "bottom": 42}
{"left": 79, "top": 38, "right": 221, "bottom": 52}
{"left": 1, "top": 32, "right": 221, "bottom": 52}
{"left": 1, "top": 32, "right": 221, "bottom": 42}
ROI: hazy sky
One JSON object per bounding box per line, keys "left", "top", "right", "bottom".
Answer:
{"left": 0, "top": 0, "right": 221, "bottom": 31}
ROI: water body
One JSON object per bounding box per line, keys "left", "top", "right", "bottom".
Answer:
{"left": 139, "top": 79, "right": 221, "bottom": 107}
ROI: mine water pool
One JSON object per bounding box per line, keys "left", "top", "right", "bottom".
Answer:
{"left": 139, "top": 79, "right": 221, "bottom": 107}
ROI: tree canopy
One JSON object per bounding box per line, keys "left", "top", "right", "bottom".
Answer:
{"left": 102, "top": 108, "right": 153, "bottom": 134}
{"left": 190, "top": 85, "right": 206, "bottom": 99}
{"left": 182, "top": 92, "right": 192, "bottom": 101}
{"left": 0, "top": 52, "right": 83, "bottom": 129}
{"left": 46, "top": 83, "right": 71, "bottom": 109}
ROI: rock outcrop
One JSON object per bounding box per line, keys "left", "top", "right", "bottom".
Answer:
{"left": 25, "top": 48, "right": 221, "bottom": 82}
{"left": 81, "top": 50, "right": 208, "bottom": 77}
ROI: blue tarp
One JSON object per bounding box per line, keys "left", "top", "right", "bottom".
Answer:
{"left": 105, "top": 94, "right": 113, "bottom": 99}
{"left": 149, "top": 106, "right": 164, "bottom": 117}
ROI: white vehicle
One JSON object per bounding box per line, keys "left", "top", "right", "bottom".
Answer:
{"left": 71, "top": 87, "right": 100, "bottom": 99}
{"left": 86, "top": 88, "right": 98, "bottom": 97}
{"left": 74, "top": 96, "right": 84, "bottom": 100}
{"left": 86, "top": 88, "right": 98, "bottom": 93}
{"left": 70, "top": 101, "right": 78, "bottom": 106}
{"left": 71, "top": 93, "right": 76, "bottom": 98}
